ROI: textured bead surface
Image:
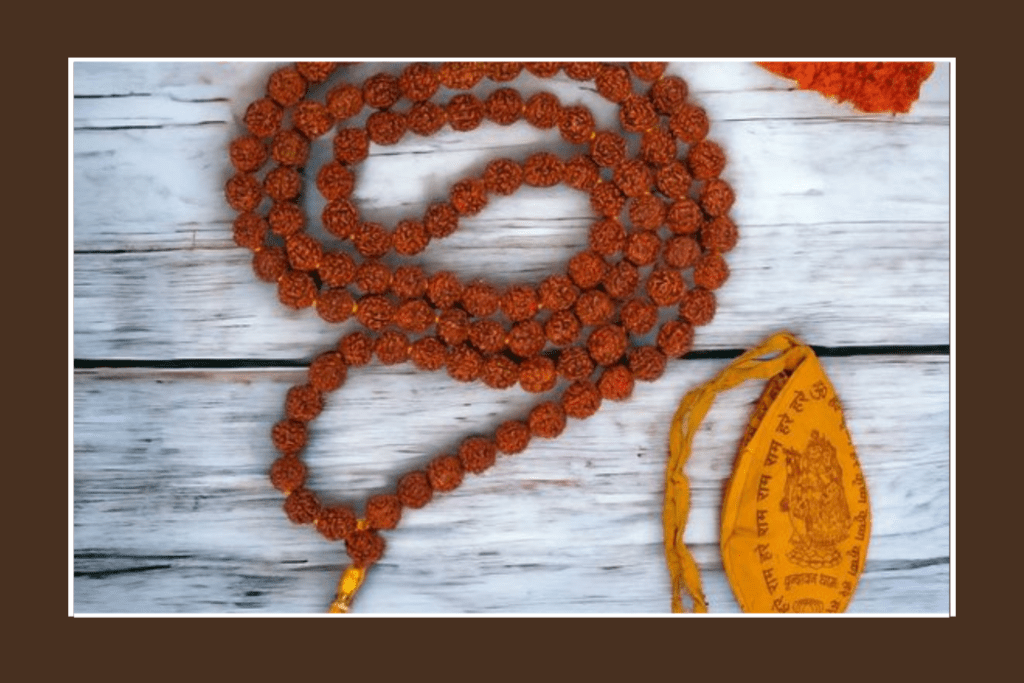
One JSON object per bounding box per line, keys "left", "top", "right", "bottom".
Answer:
{"left": 270, "top": 455, "right": 306, "bottom": 493}
{"left": 495, "top": 420, "right": 531, "bottom": 454}
{"left": 308, "top": 352, "right": 347, "bottom": 393}
{"left": 375, "top": 330, "right": 411, "bottom": 365}
{"left": 519, "top": 356, "right": 558, "bottom": 393}
{"left": 427, "top": 455, "right": 464, "bottom": 492}
{"left": 481, "top": 354, "right": 519, "bottom": 389}
{"left": 244, "top": 98, "right": 283, "bottom": 138}
{"left": 229, "top": 62, "right": 736, "bottom": 584}
{"left": 346, "top": 529, "right": 385, "bottom": 567}
{"left": 366, "top": 495, "right": 402, "bottom": 530}
{"left": 317, "top": 505, "right": 357, "bottom": 541}
{"left": 397, "top": 471, "right": 433, "bottom": 508}
{"left": 598, "top": 365, "right": 635, "bottom": 401}
{"left": 508, "top": 320, "right": 546, "bottom": 358}
{"left": 562, "top": 380, "right": 602, "bottom": 419}
{"left": 459, "top": 437, "right": 497, "bottom": 474}
{"left": 284, "top": 488, "right": 321, "bottom": 525}
{"left": 272, "top": 419, "right": 307, "bottom": 455}
{"left": 528, "top": 401, "right": 567, "bottom": 439}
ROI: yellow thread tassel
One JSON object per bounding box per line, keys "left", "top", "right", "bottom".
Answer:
{"left": 328, "top": 565, "right": 366, "bottom": 613}
{"left": 664, "top": 332, "right": 807, "bottom": 613}
{"left": 328, "top": 519, "right": 371, "bottom": 613}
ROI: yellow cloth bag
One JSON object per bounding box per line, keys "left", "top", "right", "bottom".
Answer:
{"left": 665, "top": 332, "right": 871, "bottom": 613}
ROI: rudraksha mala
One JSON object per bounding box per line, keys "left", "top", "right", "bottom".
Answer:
{"left": 227, "top": 61, "right": 739, "bottom": 612}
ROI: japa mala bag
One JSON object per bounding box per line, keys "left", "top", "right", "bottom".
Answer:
{"left": 664, "top": 331, "right": 871, "bottom": 613}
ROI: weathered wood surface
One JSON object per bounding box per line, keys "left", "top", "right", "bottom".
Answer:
{"left": 72, "top": 61, "right": 951, "bottom": 614}
{"left": 74, "top": 356, "right": 948, "bottom": 614}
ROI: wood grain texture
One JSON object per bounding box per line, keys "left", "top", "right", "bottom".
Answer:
{"left": 72, "top": 61, "right": 951, "bottom": 615}
{"left": 73, "top": 355, "right": 948, "bottom": 613}
{"left": 73, "top": 61, "right": 949, "bottom": 357}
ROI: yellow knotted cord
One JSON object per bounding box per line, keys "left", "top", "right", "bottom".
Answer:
{"left": 328, "top": 564, "right": 366, "bottom": 613}
{"left": 328, "top": 519, "right": 370, "bottom": 613}
{"left": 664, "top": 331, "right": 807, "bottom": 612}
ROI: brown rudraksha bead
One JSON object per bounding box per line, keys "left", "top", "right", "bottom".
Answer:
{"left": 346, "top": 529, "right": 386, "bottom": 567}
{"left": 481, "top": 354, "right": 519, "bottom": 390}
{"left": 268, "top": 67, "right": 306, "bottom": 107}
{"left": 365, "top": 494, "right": 403, "bottom": 530}
{"left": 317, "top": 505, "right": 357, "bottom": 541}
{"left": 308, "top": 351, "right": 348, "bottom": 393}
{"left": 326, "top": 83, "right": 364, "bottom": 121}
{"left": 528, "top": 401, "right": 567, "bottom": 439}
{"left": 630, "top": 62, "right": 667, "bottom": 82}
{"left": 556, "top": 346, "right": 595, "bottom": 381}
{"left": 651, "top": 76, "right": 688, "bottom": 115}
{"left": 410, "top": 337, "right": 447, "bottom": 372}
{"left": 485, "top": 88, "right": 524, "bottom": 125}
{"left": 519, "top": 356, "right": 558, "bottom": 393}
{"left": 397, "top": 471, "right": 433, "bottom": 508}
{"left": 597, "top": 365, "right": 635, "bottom": 401}
{"left": 284, "top": 487, "right": 321, "bottom": 525}
{"left": 483, "top": 158, "right": 524, "bottom": 195}
{"left": 562, "top": 380, "right": 602, "bottom": 420}
{"left": 628, "top": 346, "right": 667, "bottom": 382}
{"left": 563, "top": 155, "right": 601, "bottom": 191}
{"left": 362, "top": 72, "right": 402, "bottom": 109}
{"left": 699, "top": 179, "right": 736, "bottom": 218}
{"left": 590, "top": 131, "right": 628, "bottom": 168}
{"left": 680, "top": 288, "right": 717, "bottom": 326}
{"left": 523, "top": 152, "right": 565, "bottom": 187}
{"left": 230, "top": 135, "right": 268, "bottom": 173}
{"left": 366, "top": 110, "right": 407, "bottom": 146}
{"left": 316, "top": 288, "right": 356, "bottom": 324}
{"left": 265, "top": 165, "right": 302, "bottom": 202}
{"left": 495, "top": 420, "right": 531, "bottom": 454}
{"left": 270, "top": 455, "right": 307, "bottom": 494}
{"left": 272, "top": 418, "right": 308, "bottom": 456}
{"left": 657, "top": 320, "right": 695, "bottom": 358}
{"left": 244, "top": 98, "right": 283, "bottom": 138}
{"left": 595, "top": 64, "right": 632, "bottom": 103}
{"left": 700, "top": 215, "right": 739, "bottom": 253}
{"left": 507, "top": 320, "right": 546, "bottom": 358}
{"left": 461, "top": 280, "right": 501, "bottom": 317}
{"left": 693, "top": 253, "right": 730, "bottom": 290}
{"left": 399, "top": 63, "right": 440, "bottom": 102}
{"left": 446, "top": 93, "right": 485, "bottom": 132}
{"left": 458, "top": 437, "right": 497, "bottom": 474}
{"left": 669, "top": 103, "right": 709, "bottom": 144}
{"left": 293, "top": 101, "right": 334, "bottom": 139}
{"left": 687, "top": 140, "right": 726, "bottom": 180}
{"left": 375, "top": 330, "right": 411, "bottom": 365}
{"left": 339, "top": 331, "right": 374, "bottom": 367}
{"left": 427, "top": 454, "right": 464, "bottom": 492}
{"left": 501, "top": 285, "right": 539, "bottom": 322}
{"left": 446, "top": 343, "right": 484, "bottom": 383}
{"left": 587, "top": 324, "right": 629, "bottom": 366}
{"left": 277, "top": 270, "right": 317, "bottom": 309}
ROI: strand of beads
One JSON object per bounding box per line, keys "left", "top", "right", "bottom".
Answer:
{"left": 226, "top": 61, "right": 738, "bottom": 606}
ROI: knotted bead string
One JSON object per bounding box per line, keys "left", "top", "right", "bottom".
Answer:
{"left": 226, "top": 61, "right": 737, "bottom": 606}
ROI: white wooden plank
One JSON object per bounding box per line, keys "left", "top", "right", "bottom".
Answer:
{"left": 73, "top": 355, "right": 949, "bottom": 613}
{"left": 74, "top": 93, "right": 231, "bottom": 129}
{"left": 72, "top": 212, "right": 948, "bottom": 359}
{"left": 72, "top": 62, "right": 949, "bottom": 251}
{"left": 72, "top": 114, "right": 949, "bottom": 246}
{"left": 72, "top": 60, "right": 950, "bottom": 355}
{"left": 73, "top": 61, "right": 280, "bottom": 102}
{"left": 71, "top": 61, "right": 950, "bottom": 118}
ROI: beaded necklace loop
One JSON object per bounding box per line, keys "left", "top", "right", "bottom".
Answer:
{"left": 226, "top": 61, "right": 737, "bottom": 612}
